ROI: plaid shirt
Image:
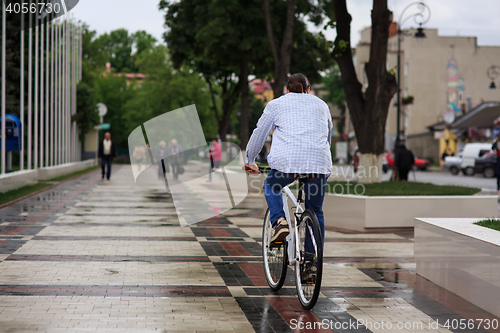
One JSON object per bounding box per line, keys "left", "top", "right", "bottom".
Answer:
{"left": 245, "top": 93, "right": 332, "bottom": 174}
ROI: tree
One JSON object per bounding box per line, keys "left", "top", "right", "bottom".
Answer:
{"left": 160, "top": 0, "right": 333, "bottom": 147}
{"left": 262, "top": 0, "right": 295, "bottom": 99}
{"left": 322, "top": 65, "right": 346, "bottom": 136}
{"left": 332, "top": 0, "right": 397, "bottom": 183}
{"left": 94, "top": 74, "right": 136, "bottom": 148}
{"left": 73, "top": 82, "right": 99, "bottom": 146}
{"left": 262, "top": 0, "right": 331, "bottom": 98}
{"left": 87, "top": 28, "right": 157, "bottom": 73}
{"left": 123, "top": 45, "right": 216, "bottom": 140}
{"left": 159, "top": 0, "right": 269, "bottom": 146}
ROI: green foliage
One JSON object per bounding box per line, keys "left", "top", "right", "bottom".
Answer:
{"left": 475, "top": 218, "right": 500, "bottom": 232}
{"left": 291, "top": 30, "right": 334, "bottom": 84}
{"left": 72, "top": 82, "right": 99, "bottom": 142}
{"left": 324, "top": 181, "right": 481, "bottom": 196}
{"left": 322, "top": 65, "right": 345, "bottom": 106}
{"left": 122, "top": 45, "right": 216, "bottom": 140}
{"left": 94, "top": 74, "right": 136, "bottom": 148}
{"left": 0, "top": 183, "right": 52, "bottom": 206}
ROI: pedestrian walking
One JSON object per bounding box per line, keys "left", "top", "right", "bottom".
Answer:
{"left": 394, "top": 143, "right": 415, "bottom": 181}
{"left": 98, "top": 132, "right": 117, "bottom": 180}
{"left": 208, "top": 138, "right": 222, "bottom": 182}
{"left": 132, "top": 143, "right": 147, "bottom": 172}
{"left": 156, "top": 141, "right": 169, "bottom": 179}
{"left": 168, "top": 139, "right": 183, "bottom": 180}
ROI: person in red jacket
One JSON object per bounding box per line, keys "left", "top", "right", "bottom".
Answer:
{"left": 208, "top": 138, "right": 222, "bottom": 182}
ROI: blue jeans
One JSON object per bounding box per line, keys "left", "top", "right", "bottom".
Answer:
{"left": 263, "top": 169, "right": 327, "bottom": 248}
{"left": 101, "top": 156, "right": 112, "bottom": 180}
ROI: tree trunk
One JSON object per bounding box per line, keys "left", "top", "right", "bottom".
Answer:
{"left": 239, "top": 56, "right": 249, "bottom": 149}
{"left": 332, "top": 0, "right": 397, "bottom": 183}
{"left": 262, "top": 0, "right": 295, "bottom": 99}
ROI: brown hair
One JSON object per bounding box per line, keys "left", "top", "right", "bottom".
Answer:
{"left": 286, "top": 73, "right": 310, "bottom": 93}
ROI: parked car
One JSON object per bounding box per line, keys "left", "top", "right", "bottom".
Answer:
{"left": 443, "top": 153, "right": 462, "bottom": 175}
{"left": 474, "top": 151, "right": 497, "bottom": 178}
{"left": 382, "top": 154, "right": 389, "bottom": 173}
{"left": 460, "top": 143, "right": 491, "bottom": 176}
{"left": 384, "top": 152, "right": 431, "bottom": 171}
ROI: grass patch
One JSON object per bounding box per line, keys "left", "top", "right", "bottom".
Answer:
{"left": 48, "top": 166, "right": 99, "bottom": 182}
{"left": 0, "top": 183, "right": 52, "bottom": 206}
{"left": 322, "top": 181, "right": 480, "bottom": 196}
{"left": 474, "top": 218, "right": 500, "bottom": 232}
{"left": 0, "top": 166, "right": 99, "bottom": 206}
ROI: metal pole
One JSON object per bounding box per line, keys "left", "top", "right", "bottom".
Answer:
{"left": 34, "top": 11, "right": 39, "bottom": 169}
{"left": 20, "top": 10, "right": 25, "bottom": 171}
{"left": 40, "top": 18, "right": 44, "bottom": 168}
{"left": 396, "top": 28, "right": 401, "bottom": 146}
{"left": 28, "top": 1, "right": 32, "bottom": 170}
{"left": 72, "top": 20, "right": 76, "bottom": 162}
{"left": 45, "top": 11, "right": 49, "bottom": 166}
{"left": 58, "top": 20, "right": 61, "bottom": 164}
{"left": 65, "top": 17, "right": 68, "bottom": 163}
{"left": 54, "top": 20, "right": 58, "bottom": 165}
{"left": 1, "top": 0, "right": 6, "bottom": 174}
{"left": 50, "top": 16, "right": 54, "bottom": 166}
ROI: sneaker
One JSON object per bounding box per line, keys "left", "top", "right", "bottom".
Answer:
{"left": 301, "top": 264, "right": 317, "bottom": 284}
{"left": 301, "top": 253, "right": 317, "bottom": 284}
{"left": 270, "top": 217, "right": 289, "bottom": 243}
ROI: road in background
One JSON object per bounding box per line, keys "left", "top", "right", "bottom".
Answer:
{"left": 332, "top": 165, "right": 497, "bottom": 191}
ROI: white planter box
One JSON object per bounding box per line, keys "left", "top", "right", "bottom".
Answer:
{"left": 323, "top": 194, "right": 498, "bottom": 231}
{"left": 415, "top": 218, "right": 500, "bottom": 318}
{"left": 37, "top": 159, "right": 97, "bottom": 181}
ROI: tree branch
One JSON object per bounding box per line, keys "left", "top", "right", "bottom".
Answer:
{"left": 262, "top": 0, "right": 278, "bottom": 65}
{"left": 279, "top": 0, "right": 295, "bottom": 73}
{"left": 204, "top": 75, "right": 221, "bottom": 123}
{"left": 332, "top": 0, "right": 364, "bottom": 119}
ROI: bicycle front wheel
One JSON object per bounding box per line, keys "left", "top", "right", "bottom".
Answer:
{"left": 262, "top": 209, "right": 287, "bottom": 291}
{"left": 295, "top": 209, "right": 323, "bottom": 309}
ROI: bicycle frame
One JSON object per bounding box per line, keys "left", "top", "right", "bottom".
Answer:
{"left": 281, "top": 185, "right": 303, "bottom": 266}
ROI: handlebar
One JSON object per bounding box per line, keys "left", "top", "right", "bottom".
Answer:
{"left": 244, "top": 165, "right": 271, "bottom": 174}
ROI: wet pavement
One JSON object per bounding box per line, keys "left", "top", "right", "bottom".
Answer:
{"left": 0, "top": 165, "right": 498, "bottom": 332}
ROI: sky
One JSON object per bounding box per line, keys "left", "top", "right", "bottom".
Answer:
{"left": 71, "top": 0, "right": 500, "bottom": 47}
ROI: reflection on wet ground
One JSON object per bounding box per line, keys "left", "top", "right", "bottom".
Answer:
{"left": 0, "top": 165, "right": 497, "bottom": 332}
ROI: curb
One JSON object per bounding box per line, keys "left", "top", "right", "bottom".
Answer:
{"left": 0, "top": 167, "right": 101, "bottom": 209}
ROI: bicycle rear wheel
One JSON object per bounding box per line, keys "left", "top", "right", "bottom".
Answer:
{"left": 262, "top": 209, "right": 287, "bottom": 291}
{"left": 295, "top": 209, "right": 323, "bottom": 309}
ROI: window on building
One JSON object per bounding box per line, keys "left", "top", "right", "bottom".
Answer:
{"left": 404, "top": 62, "right": 409, "bottom": 76}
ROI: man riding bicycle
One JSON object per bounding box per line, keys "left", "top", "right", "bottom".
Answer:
{"left": 244, "top": 73, "right": 332, "bottom": 246}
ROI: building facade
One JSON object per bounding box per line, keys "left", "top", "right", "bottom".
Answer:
{"left": 354, "top": 24, "right": 500, "bottom": 161}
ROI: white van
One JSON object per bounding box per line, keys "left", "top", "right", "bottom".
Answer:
{"left": 460, "top": 143, "right": 492, "bottom": 176}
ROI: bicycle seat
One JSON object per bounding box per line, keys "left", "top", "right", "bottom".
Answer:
{"left": 294, "top": 174, "right": 317, "bottom": 182}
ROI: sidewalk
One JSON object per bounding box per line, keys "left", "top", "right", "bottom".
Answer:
{"left": 0, "top": 165, "right": 497, "bottom": 332}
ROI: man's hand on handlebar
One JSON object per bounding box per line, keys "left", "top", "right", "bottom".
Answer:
{"left": 244, "top": 163, "right": 259, "bottom": 174}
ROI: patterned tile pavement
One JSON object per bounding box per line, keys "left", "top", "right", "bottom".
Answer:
{"left": 0, "top": 165, "right": 498, "bottom": 332}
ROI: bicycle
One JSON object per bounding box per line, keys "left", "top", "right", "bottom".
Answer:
{"left": 246, "top": 165, "right": 323, "bottom": 309}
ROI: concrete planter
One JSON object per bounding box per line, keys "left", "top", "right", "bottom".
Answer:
{"left": 37, "top": 159, "right": 97, "bottom": 180}
{"left": 415, "top": 218, "right": 500, "bottom": 318}
{"left": 323, "top": 194, "right": 498, "bottom": 231}
{"left": 0, "top": 159, "right": 97, "bottom": 193}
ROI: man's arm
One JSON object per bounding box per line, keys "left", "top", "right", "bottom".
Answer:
{"left": 245, "top": 103, "right": 274, "bottom": 166}
{"left": 327, "top": 107, "right": 333, "bottom": 146}
{"left": 98, "top": 141, "right": 103, "bottom": 158}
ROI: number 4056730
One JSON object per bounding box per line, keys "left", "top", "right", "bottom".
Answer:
{"left": 5, "top": 2, "right": 62, "bottom": 14}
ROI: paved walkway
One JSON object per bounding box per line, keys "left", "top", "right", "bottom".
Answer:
{"left": 0, "top": 165, "right": 498, "bottom": 332}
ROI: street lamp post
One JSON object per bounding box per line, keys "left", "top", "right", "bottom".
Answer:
{"left": 487, "top": 65, "right": 500, "bottom": 89}
{"left": 396, "top": 2, "right": 430, "bottom": 145}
